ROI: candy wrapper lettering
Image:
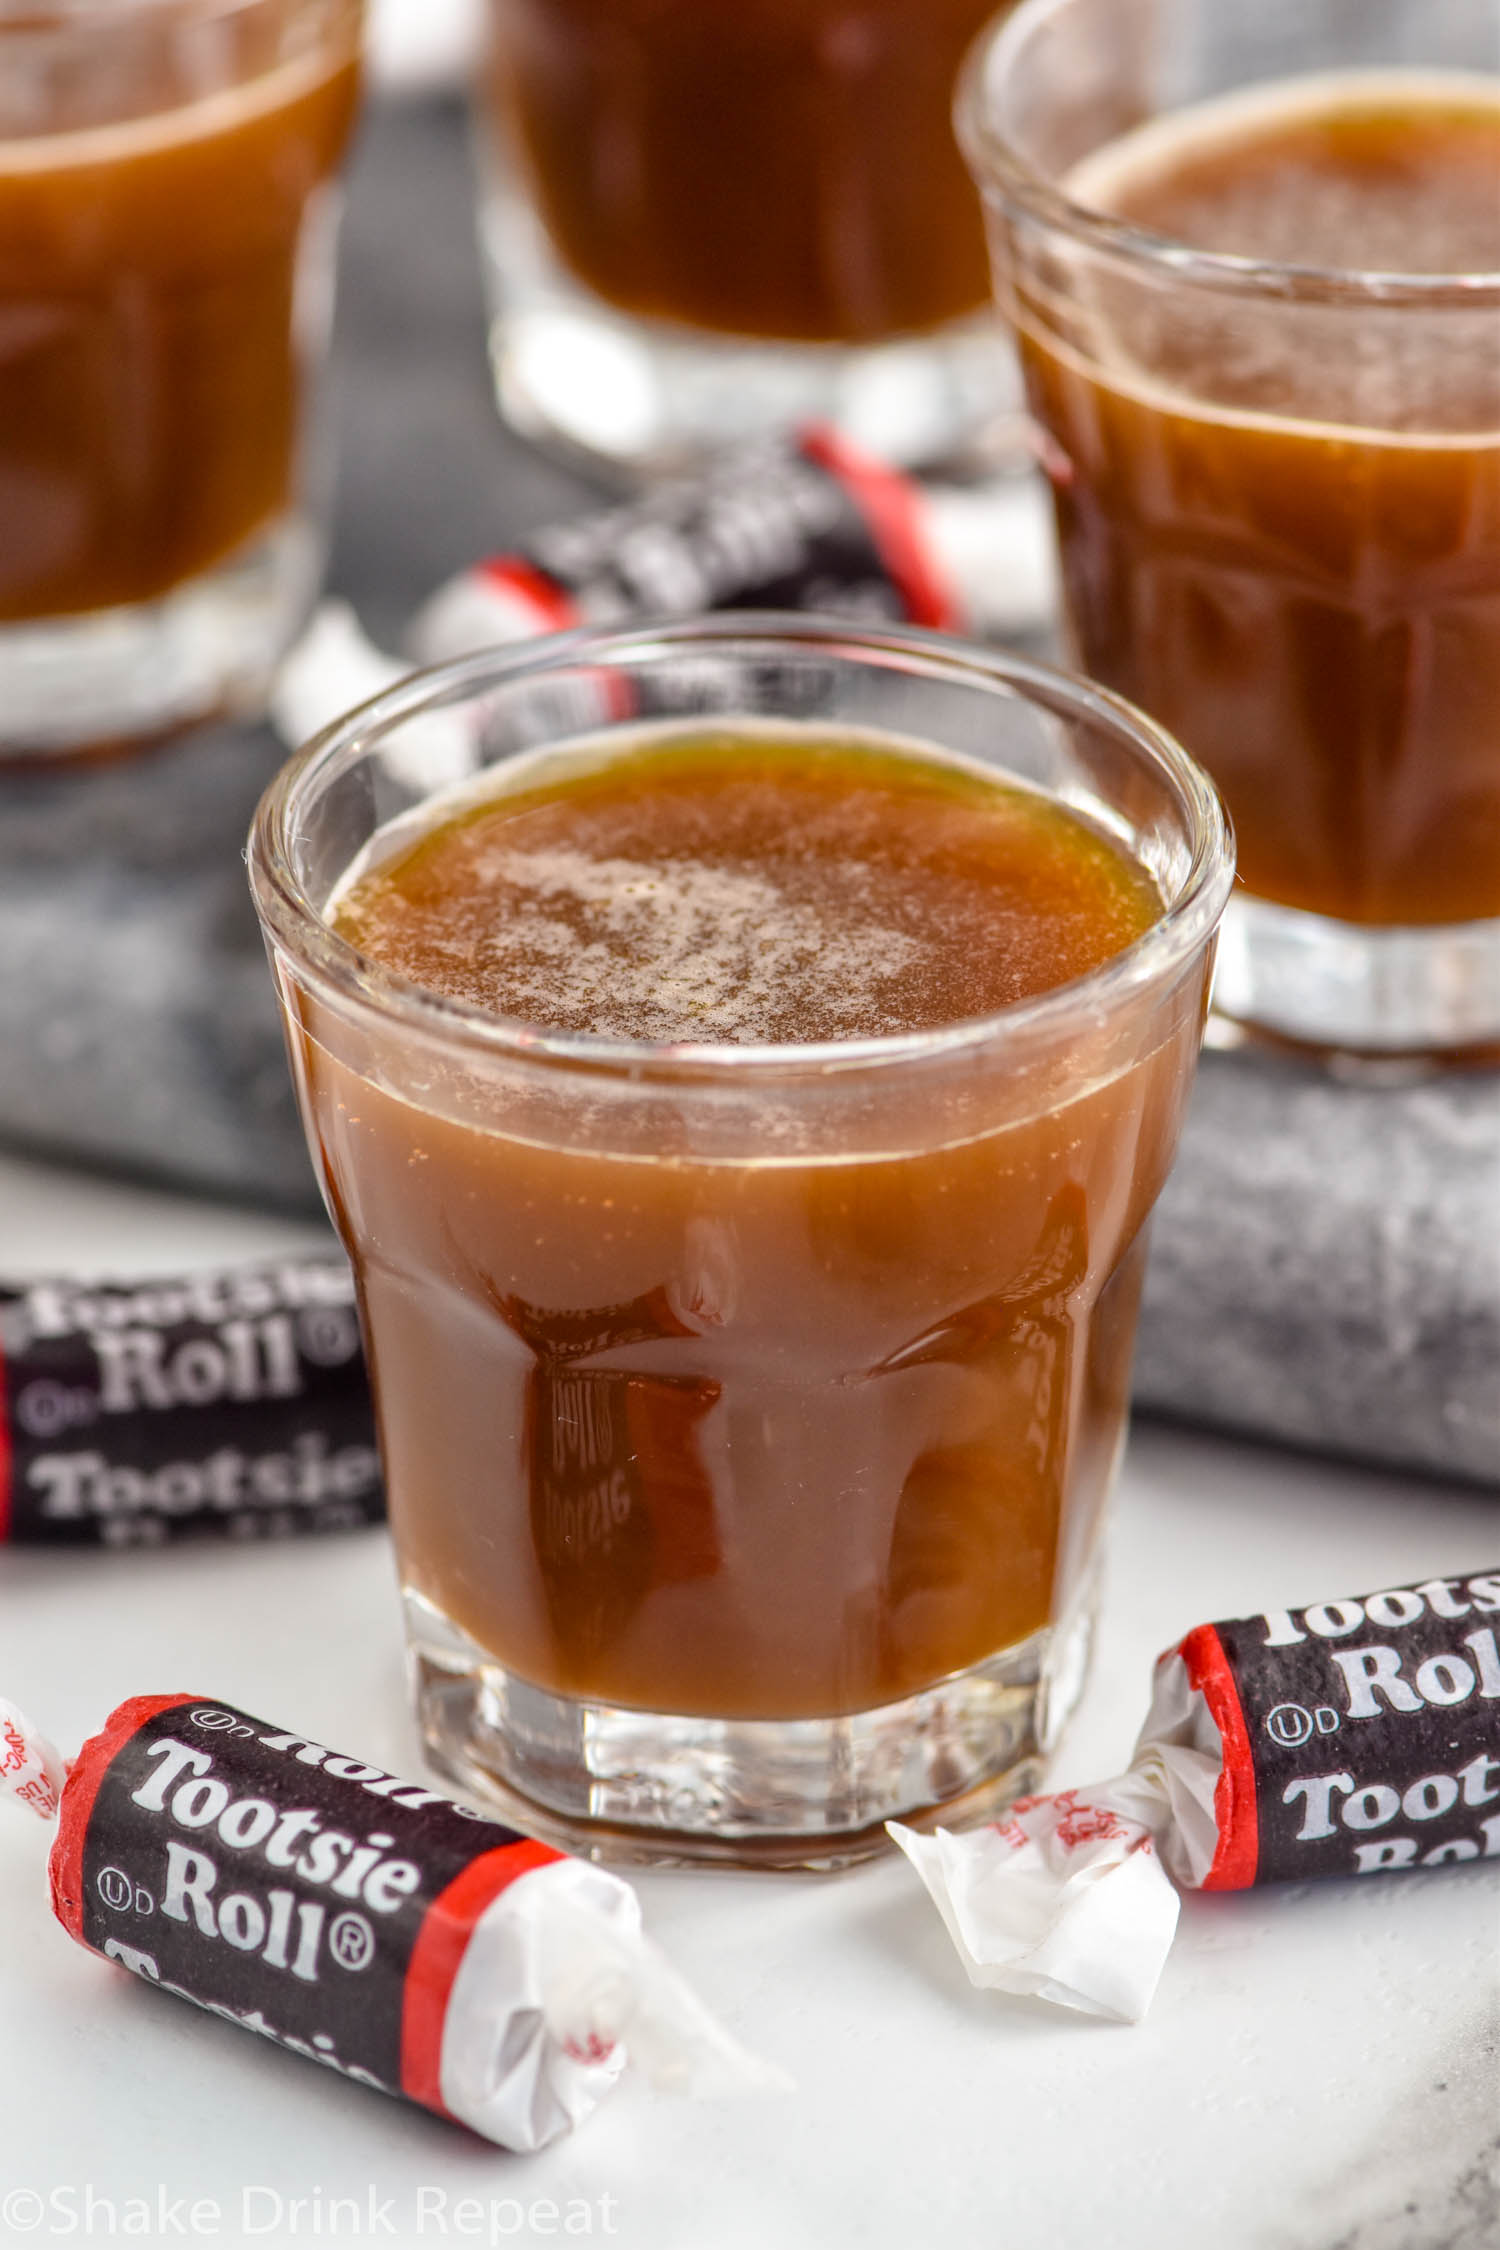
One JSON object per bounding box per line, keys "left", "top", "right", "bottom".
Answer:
{"left": 893, "top": 1568, "right": 1500, "bottom": 2023}
{"left": 0, "top": 1693, "right": 785, "bottom": 2149}
{"left": 0, "top": 1261, "right": 380, "bottom": 1547}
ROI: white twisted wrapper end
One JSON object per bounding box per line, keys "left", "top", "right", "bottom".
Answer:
{"left": 888, "top": 1650, "right": 1227, "bottom": 2024}
{"left": 435, "top": 1858, "right": 792, "bottom": 2152}
{"left": 0, "top": 1699, "right": 67, "bottom": 1825}
{"left": 269, "top": 601, "right": 409, "bottom": 751}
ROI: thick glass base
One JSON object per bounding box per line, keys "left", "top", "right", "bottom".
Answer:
{"left": 476, "top": 173, "right": 1026, "bottom": 483}
{"left": 0, "top": 515, "right": 321, "bottom": 761}
{"left": 404, "top": 1580, "right": 1097, "bottom": 1871}
{"left": 1213, "top": 891, "right": 1500, "bottom": 1057}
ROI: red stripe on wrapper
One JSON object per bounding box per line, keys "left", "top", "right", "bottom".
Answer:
{"left": 48, "top": 1694, "right": 197, "bottom": 1941}
{"left": 478, "top": 559, "right": 635, "bottom": 722}
{"left": 478, "top": 557, "right": 580, "bottom": 632}
{"left": 797, "top": 423, "right": 958, "bottom": 630}
{"left": 1179, "top": 1625, "right": 1259, "bottom": 1890}
{"left": 400, "top": 1837, "right": 562, "bottom": 2118}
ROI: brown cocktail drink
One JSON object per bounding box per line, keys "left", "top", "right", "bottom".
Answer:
{"left": 474, "top": 0, "right": 1018, "bottom": 472}
{"left": 0, "top": 1, "right": 362, "bottom": 753}
{"left": 329, "top": 732, "right": 1162, "bottom": 1720}
{"left": 0, "top": 45, "right": 359, "bottom": 624}
{"left": 1040, "top": 78, "right": 1500, "bottom": 928}
{"left": 484, "top": 0, "right": 998, "bottom": 345}
{"left": 961, "top": 0, "right": 1500, "bottom": 1050}
{"left": 251, "top": 620, "right": 1232, "bottom": 1864}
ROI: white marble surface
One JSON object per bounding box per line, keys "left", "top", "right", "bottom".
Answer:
{"left": 0, "top": 1146, "right": 1496, "bottom": 2250}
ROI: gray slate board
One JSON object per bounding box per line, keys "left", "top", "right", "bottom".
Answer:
{"left": 0, "top": 98, "right": 1494, "bottom": 1490}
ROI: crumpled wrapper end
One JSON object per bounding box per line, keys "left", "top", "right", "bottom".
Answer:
{"left": 888, "top": 1645, "right": 1226, "bottom": 2023}
{"left": 2, "top": 1690, "right": 789, "bottom": 2149}
{"left": 526, "top": 1873, "right": 796, "bottom": 2104}
{"left": 0, "top": 1697, "right": 68, "bottom": 1822}
{"left": 888, "top": 1801, "right": 1180, "bottom": 2024}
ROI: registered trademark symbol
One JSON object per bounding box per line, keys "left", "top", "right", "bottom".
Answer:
{"left": 297, "top": 1305, "right": 360, "bottom": 1366}
{"left": 329, "top": 1913, "right": 375, "bottom": 1971}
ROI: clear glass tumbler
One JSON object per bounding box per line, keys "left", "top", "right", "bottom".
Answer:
{"left": 0, "top": 0, "right": 362, "bottom": 758}
{"left": 249, "top": 616, "right": 1232, "bottom": 1867}
{"left": 473, "top": 0, "right": 1023, "bottom": 478}
{"left": 960, "top": 0, "right": 1500, "bottom": 1052}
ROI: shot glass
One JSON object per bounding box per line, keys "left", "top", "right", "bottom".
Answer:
{"left": 960, "top": 0, "right": 1500, "bottom": 1052}
{"left": 473, "top": 0, "right": 1023, "bottom": 477}
{"left": 249, "top": 616, "right": 1232, "bottom": 1868}
{"left": 0, "top": 0, "right": 362, "bottom": 758}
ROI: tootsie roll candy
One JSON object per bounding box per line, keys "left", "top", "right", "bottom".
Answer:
{"left": 892, "top": 1567, "right": 1500, "bottom": 2022}
{"left": 271, "top": 425, "right": 1057, "bottom": 751}
{"left": 0, "top": 1259, "right": 379, "bottom": 1546}
{"left": 0, "top": 1695, "right": 780, "bottom": 2148}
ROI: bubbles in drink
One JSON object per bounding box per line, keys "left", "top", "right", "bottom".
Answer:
{"left": 333, "top": 729, "right": 1161, "bottom": 1045}
{"left": 467, "top": 845, "right": 927, "bottom": 1043}
{"left": 1068, "top": 69, "right": 1500, "bottom": 277}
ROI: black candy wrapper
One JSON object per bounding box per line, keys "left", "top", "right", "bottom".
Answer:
{"left": 51, "top": 1697, "right": 556, "bottom": 2107}
{"left": 467, "top": 424, "right": 956, "bottom": 638}
{"left": 0, "top": 1693, "right": 776, "bottom": 2148}
{"left": 1186, "top": 1570, "right": 1500, "bottom": 1885}
{"left": 0, "top": 1261, "right": 381, "bottom": 1546}
{"left": 892, "top": 1566, "right": 1500, "bottom": 2022}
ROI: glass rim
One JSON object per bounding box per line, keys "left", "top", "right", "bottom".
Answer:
{"left": 248, "top": 612, "right": 1235, "bottom": 1086}
{"left": 956, "top": 0, "right": 1500, "bottom": 309}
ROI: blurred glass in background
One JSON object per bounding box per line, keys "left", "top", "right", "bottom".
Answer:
{"left": 474, "top": 0, "right": 1025, "bottom": 478}
{"left": 961, "top": 0, "right": 1500, "bottom": 1053}
{"left": 0, "top": 0, "right": 363, "bottom": 759}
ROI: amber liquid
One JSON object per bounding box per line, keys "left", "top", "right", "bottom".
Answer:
{"left": 483, "top": 0, "right": 1001, "bottom": 343}
{"left": 0, "top": 50, "right": 359, "bottom": 624}
{"left": 300, "top": 729, "right": 1201, "bottom": 1723}
{"left": 1024, "top": 75, "right": 1500, "bottom": 925}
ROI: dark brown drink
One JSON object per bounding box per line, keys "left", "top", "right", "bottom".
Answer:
{"left": 1019, "top": 74, "right": 1500, "bottom": 926}
{"left": 254, "top": 620, "right": 1233, "bottom": 1859}
{"left": 309, "top": 728, "right": 1189, "bottom": 1723}
{"left": 0, "top": 29, "right": 360, "bottom": 626}
{"left": 482, "top": 0, "right": 1001, "bottom": 343}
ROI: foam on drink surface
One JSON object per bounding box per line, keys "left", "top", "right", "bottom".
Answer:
{"left": 1057, "top": 71, "right": 1500, "bottom": 438}
{"left": 1068, "top": 70, "right": 1500, "bottom": 274}
{"left": 333, "top": 729, "right": 1160, "bottom": 1046}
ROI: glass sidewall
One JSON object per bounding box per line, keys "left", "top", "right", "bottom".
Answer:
{"left": 958, "top": 0, "right": 1500, "bottom": 1048}
{"left": 251, "top": 620, "right": 1231, "bottom": 1854}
